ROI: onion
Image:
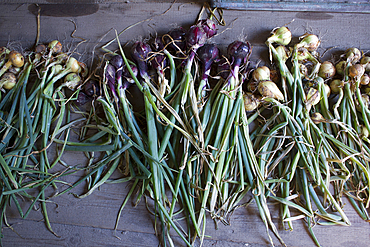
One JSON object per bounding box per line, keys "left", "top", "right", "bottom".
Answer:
{"left": 330, "top": 79, "right": 343, "bottom": 94}
{"left": 349, "top": 64, "right": 365, "bottom": 79}
{"left": 252, "top": 66, "right": 270, "bottom": 82}
{"left": 84, "top": 80, "right": 100, "bottom": 98}
{"left": 243, "top": 92, "right": 260, "bottom": 112}
{"left": 66, "top": 57, "right": 81, "bottom": 73}
{"left": 305, "top": 87, "right": 320, "bottom": 108}
{"left": 267, "top": 26, "right": 292, "bottom": 46}
{"left": 345, "top": 47, "right": 361, "bottom": 64}
{"left": 258, "top": 80, "right": 284, "bottom": 101}
{"left": 311, "top": 112, "right": 326, "bottom": 124}
{"left": 298, "top": 34, "right": 320, "bottom": 52}
{"left": 335, "top": 61, "right": 346, "bottom": 76}
{"left": 48, "top": 40, "right": 62, "bottom": 54}
{"left": 227, "top": 41, "right": 252, "bottom": 67}
{"left": 0, "top": 72, "right": 16, "bottom": 89}
{"left": 318, "top": 61, "right": 336, "bottom": 79}
{"left": 360, "top": 74, "right": 370, "bottom": 86}
{"left": 64, "top": 72, "right": 82, "bottom": 90}
{"left": 196, "top": 19, "right": 217, "bottom": 39}
{"left": 360, "top": 56, "right": 370, "bottom": 72}
{"left": 275, "top": 45, "right": 291, "bottom": 62}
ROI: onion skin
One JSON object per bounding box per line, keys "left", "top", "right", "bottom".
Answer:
{"left": 8, "top": 51, "right": 24, "bottom": 68}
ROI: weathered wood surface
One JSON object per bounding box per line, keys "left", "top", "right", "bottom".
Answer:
{"left": 1, "top": 1, "right": 370, "bottom": 247}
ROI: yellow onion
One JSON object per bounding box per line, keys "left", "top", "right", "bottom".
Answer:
{"left": 349, "top": 64, "right": 365, "bottom": 80}
{"left": 330, "top": 79, "right": 343, "bottom": 94}
{"left": 64, "top": 72, "right": 82, "bottom": 90}
{"left": 275, "top": 45, "right": 291, "bottom": 62}
{"left": 0, "top": 72, "right": 16, "bottom": 89}
{"left": 298, "top": 33, "right": 320, "bottom": 52}
{"left": 311, "top": 112, "right": 326, "bottom": 124}
{"left": 267, "top": 26, "right": 292, "bottom": 46}
{"left": 360, "top": 74, "right": 370, "bottom": 86}
{"left": 54, "top": 64, "right": 63, "bottom": 75}
{"left": 48, "top": 40, "right": 62, "bottom": 54}
{"left": 318, "top": 61, "right": 336, "bottom": 79}
{"left": 345, "top": 47, "right": 361, "bottom": 64}
{"left": 66, "top": 57, "right": 81, "bottom": 73}
{"left": 0, "top": 51, "right": 24, "bottom": 78}
{"left": 306, "top": 87, "right": 320, "bottom": 108}
{"left": 252, "top": 66, "right": 270, "bottom": 82}
{"left": 360, "top": 56, "right": 370, "bottom": 72}
{"left": 335, "top": 61, "right": 346, "bottom": 76}
{"left": 243, "top": 92, "right": 260, "bottom": 112}
{"left": 257, "top": 80, "right": 284, "bottom": 101}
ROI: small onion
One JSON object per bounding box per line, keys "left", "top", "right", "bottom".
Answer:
{"left": 66, "top": 57, "right": 81, "bottom": 73}
{"left": 345, "top": 47, "right": 361, "bottom": 64}
{"left": 305, "top": 87, "right": 320, "bottom": 107}
{"left": 252, "top": 66, "right": 270, "bottom": 82}
{"left": 48, "top": 40, "right": 62, "bottom": 54}
{"left": 0, "top": 72, "right": 17, "bottom": 90}
{"left": 243, "top": 92, "right": 260, "bottom": 112}
{"left": 360, "top": 56, "right": 370, "bottom": 72}
{"left": 257, "top": 80, "right": 284, "bottom": 101}
{"left": 246, "top": 80, "right": 259, "bottom": 92}
{"left": 64, "top": 73, "right": 82, "bottom": 90}
{"left": 267, "top": 26, "right": 292, "bottom": 46}
{"left": 323, "top": 83, "right": 331, "bottom": 98}
{"left": 318, "top": 61, "right": 336, "bottom": 79}
{"left": 360, "top": 74, "right": 370, "bottom": 86}
{"left": 311, "top": 112, "right": 326, "bottom": 124}
{"left": 349, "top": 64, "right": 365, "bottom": 79}
{"left": 298, "top": 34, "right": 320, "bottom": 52}
{"left": 8, "top": 51, "right": 24, "bottom": 68}
{"left": 362, "top": 125, "right": 369, "bottom": 138}
{"left": 335, "top": 61, "right": 346, "bottom": 76}
{"left": 330, "top": 79, "right": 343, "bottom": 94}
{"left": 275, "top": 45, "right": 291, "bottom": 62}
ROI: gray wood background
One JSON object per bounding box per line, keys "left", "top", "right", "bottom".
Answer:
{"left": 1, "top": 1, "right": 370, "bottom": 246}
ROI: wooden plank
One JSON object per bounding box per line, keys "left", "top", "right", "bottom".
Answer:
{"left": 1, "top": 2, "right": 370, "bottom": 247}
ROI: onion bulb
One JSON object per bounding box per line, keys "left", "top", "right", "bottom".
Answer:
{"left": 0, "top": 72, "right": 16, "bottom": 89}
{"left": 305, "top": 87, "right": 320, "bottom": 108}
{"left": 330, "top": 79, "right": 343, "bottom": 94}
{"left": 318, "top": 61, "right": 336, "bottom": 79}
{"left": 298, "top": 34, "right": 320, "bottom": 52}
{"left": 243, "top": 92, "right": 260, "bottom": 112}
{"left": 345, "top": 47, "right": 361, "bottom": 64}
{"left": 360, "top": 56, "right": 370, "bottom": 72}
{"left": 252, "top": 66, "right": 270, "bottom": 82}
{"left": 311, "top": 112, "right": 326, "bottom": 124}
{"left": 64, "top": 72, "right": 82, "bottom": 90}
{"left": 335, "top": 61, "right": 346, "bottom": 76}
{"left": 349, "top": 64, "right": 365, "bottom": 80}
{"left": 360, "top": 74, "right": 370, "bottom": 86}
{"left": 257, "top": 80, "right": 284, "bottom": 101}
{"left": 267, "top": 26, "right": 292, "bottom": 46}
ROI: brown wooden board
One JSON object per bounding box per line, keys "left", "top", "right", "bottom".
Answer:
{"left": 1, "top": 1, "right": 370, "bottom": 247}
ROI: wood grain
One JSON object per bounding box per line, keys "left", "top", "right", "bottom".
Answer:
{"left": 1, "top": 2, "right": 370, "bottom": 247}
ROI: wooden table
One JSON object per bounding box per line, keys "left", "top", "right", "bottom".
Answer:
{"left": 1, "top": 1, "right": 370, "bottom": 246}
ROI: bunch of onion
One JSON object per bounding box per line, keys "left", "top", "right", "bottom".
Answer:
{"left": 0, "top": 40, "right": 93, "bottom": 240}
{"left": 322, "top": 48, "right": 370, "bottom": 222}
{"left": 254, "top": 27, "right": 367, "bottom": 246}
